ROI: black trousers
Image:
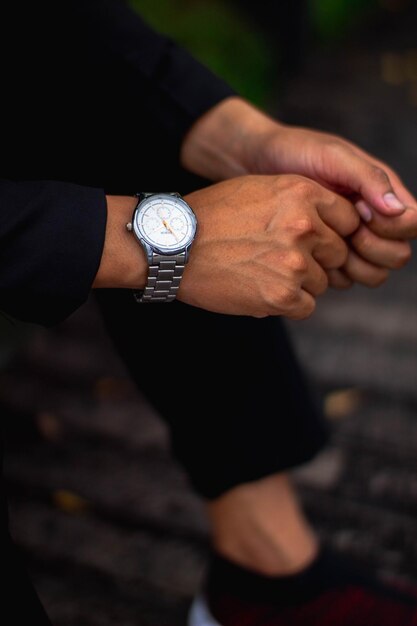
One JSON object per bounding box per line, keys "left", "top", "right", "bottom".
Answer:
{"left": 0, "top": 64, "right": 331, "bottom": 617}
{"left": 0, "top": 295, "right": 329, "bottom": 624}
{"left": 95, "top": 291, "right": 329, "bottom": 498}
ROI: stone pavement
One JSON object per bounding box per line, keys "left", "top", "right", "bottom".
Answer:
{"left": 1, "top": 10, "right": 417, "bottom": 626}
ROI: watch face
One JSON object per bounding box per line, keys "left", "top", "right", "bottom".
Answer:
{"left": 134, "top": 194, "right": 197, "bottom": 254}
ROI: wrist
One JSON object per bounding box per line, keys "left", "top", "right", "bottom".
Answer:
{"left": 93, "top": 195, "right": 147, "bottom": 289}
{"left": 180, "top": 96, "right": 283, "bottom": 181}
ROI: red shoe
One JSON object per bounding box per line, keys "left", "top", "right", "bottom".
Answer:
{"left": 188, "top": 549, "right": 417, "bottom": 626}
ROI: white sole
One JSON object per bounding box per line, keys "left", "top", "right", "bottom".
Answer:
{"left": 188, "top": 594, "right": 222, "bottom": 626}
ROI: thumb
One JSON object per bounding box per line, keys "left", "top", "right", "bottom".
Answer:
{"left": 341, "top": 153, "right": 406, "bottom": 220}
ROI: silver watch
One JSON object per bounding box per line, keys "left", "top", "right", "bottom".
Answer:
{"left": 126, "top": 192, "right": 197, "bottom": 303}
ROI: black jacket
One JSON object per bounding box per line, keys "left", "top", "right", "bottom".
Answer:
{"left": 0, "top": 0, "right": 234, "bottom": 326}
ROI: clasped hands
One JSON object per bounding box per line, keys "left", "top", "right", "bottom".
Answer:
{"left": 178, "top": 97, "right": 417, "bottom": 318}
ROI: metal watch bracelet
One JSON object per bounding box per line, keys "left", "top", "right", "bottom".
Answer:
{"left": 133, "top": 252, "right": 186, "bottom": 303}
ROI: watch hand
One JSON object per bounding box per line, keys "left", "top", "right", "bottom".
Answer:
{"left": 163, "top": 220, "right": 179, "bottom": 241}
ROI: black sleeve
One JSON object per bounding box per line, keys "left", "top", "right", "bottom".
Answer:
{"left": 0, "top": 180, "right": 107, "bottom": 327}
{"left": 68, "top": 0, "right": 237, "bottom": 142}
{"left": 0, "top": 1, "right": 236, "bottom": 327}
{"left": 3, "top": 0, "right": 236, "bottom": 150}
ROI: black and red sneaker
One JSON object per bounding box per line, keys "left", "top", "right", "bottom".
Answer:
{"left": 188, "top": 548, "right": 417, "bottom": 626}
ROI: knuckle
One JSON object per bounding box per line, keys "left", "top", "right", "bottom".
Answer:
{"left": 290, "top": 298, "right": 316, "bottom": 320}
{"left": 291, "top": 176, "right": 316, "bottom": 197}
{"left": 326, "top": 141, "right": 357, "bottom": 166}
{"left": 280, "top": 285, "right": 300, "bottom": 307}
{"left": 262, "top": 292, "right": 280, "bottom": 314}
{"left": 263, "top": 285, "right": 300, "bottom": 316}
{"left": 326, "top": 196, "right": 359, "bottom": 236}
{"left": 286, "top": 251, "right": 309, "bottom": 274}
{"left": 369, "top": 164, "right": 390, "bottom": 186}
{"left": 326, "top": 140, "right": 347, "bottom": 157}
{"left": 292, "top": 217, "right": 317, "bottom": 238}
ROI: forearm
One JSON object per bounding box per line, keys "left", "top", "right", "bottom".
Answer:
{"left": 93, "top": 195, "right": 147, "bottom": 289}
{"left": 180, "top": 96, "right": 282, "bottom": 181}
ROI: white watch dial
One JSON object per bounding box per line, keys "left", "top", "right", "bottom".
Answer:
{"left": 156, "top": 204, "right": 171, "bottom": 220}
{"left": 134, "top": 194, "right": 196, "bottom": 253}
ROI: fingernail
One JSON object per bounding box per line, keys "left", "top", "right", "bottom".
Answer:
{"left": 356, "top": 200, "right": 373, "bottom": 223}
{"left": 384, "top": 192, "right": 405, "bottom": 212}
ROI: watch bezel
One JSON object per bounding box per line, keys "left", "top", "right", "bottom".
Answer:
{"left": 132, "top": 193, "right": 197, "bottom": 256}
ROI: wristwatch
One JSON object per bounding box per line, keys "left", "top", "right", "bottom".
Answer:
{"left": 126, "top": 192, "right": 197, "bottom": 303}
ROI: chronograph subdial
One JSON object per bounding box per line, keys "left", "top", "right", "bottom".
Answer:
{"left": 170, "top": 217, "right": 186, "bottom": 233}
{"left": 156, "top": 204, "right": 171, "bottom": 220}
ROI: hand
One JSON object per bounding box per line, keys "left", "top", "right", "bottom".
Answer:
{"left": 178, "top": 174, "right": 359, "bottom": 318}
{"left": 256, "top": 121, "right": 417, "bottom": 287}
{"left": 328, "top": 207, "right": 417, "bottom": 289}
{"left": 181, "top": 97, "right": 417, "bottom": 289}
{"left": 250, "top": 116, "right": 417, "bottom": 289}
{"left": 181, "top": 97, "right": 417, "bottom": 220}
{"left": 255, "top": 125, "right": 417, "bottom": 221}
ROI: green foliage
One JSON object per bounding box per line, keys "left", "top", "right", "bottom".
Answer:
{"left": 128, "top": 0, "right": 275, "bottom": 107}
{"left": 309, "top": 0, "right": 378, "bottom": 40}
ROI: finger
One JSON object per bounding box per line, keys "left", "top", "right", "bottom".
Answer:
{"left": 369, "top": 207, "right": 417, "bottom": 240}
{"left": 343, "top": 249, "right": 389, "bottom": 288}
{"left": 334, "top": 141, "right": 415, "bottom": 216}
{"left": 301, "top": 257, "right": 329, "bottom": 297}
{"left": 343, "top": 141, "right": 417, "bottom": 209}
{"left": 344, "top": 152, "right": 405, "bottom": 216}
{"left": 313, "top": 225, "right": 349, "bottom": 270}
{"left": 285, "top": 289, "right": 317, "bottom": 320}
{"left": 327, "top": 268, "right": 353, "bottom": 290}
{"left": 356, "top": 199, "right": 374, "bottom": 223}
{"left": 351, "top": 224, "right": 412, "bottom": 269}
{"left": 377, "top": 163, "right": 417, "bottom": 210}
{"left": 318, "top": 193, "right": 360, "bottom": 237}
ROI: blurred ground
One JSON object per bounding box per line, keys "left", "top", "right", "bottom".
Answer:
{"left": 1, "top": 8, "right": 417, "bottom": 626}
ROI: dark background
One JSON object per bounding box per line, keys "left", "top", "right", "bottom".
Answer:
{"left": 1, "top": 1, "right": 417, "bottom": 624}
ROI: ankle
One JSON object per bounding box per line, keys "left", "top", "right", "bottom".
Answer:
{"left": 211, "top": 522, "right": 319, "bottom": 576}
{"left": 207, "top": 473, "right": 319, "bottom": 576}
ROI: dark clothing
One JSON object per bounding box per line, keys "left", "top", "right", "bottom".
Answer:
{"left": 0, "top": 180, "right": 107, "bottom": 326}
{"left": 0, "top": 0, "right": 234, "bottom": 326}
{"left": 96, "top": 292, "right": 327, "bottom": 499}
{"left": 0, "top": 1, "right": 328, "bottom": 623}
